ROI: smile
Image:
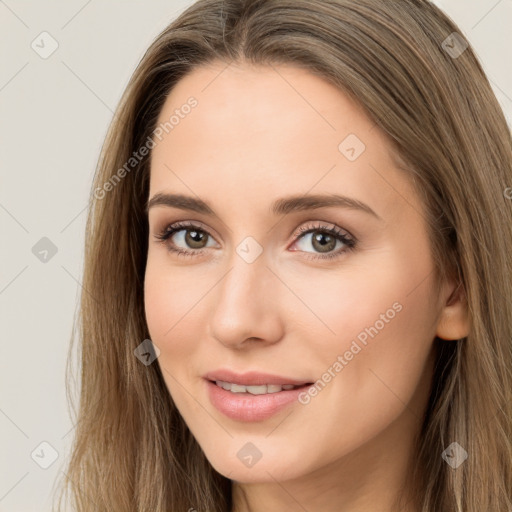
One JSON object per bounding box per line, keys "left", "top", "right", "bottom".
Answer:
{"left": 206, "top": 379, "right": 314, "bottom": 422}
{"left": 214, "top": 380, "right": 302, "bottom": 394}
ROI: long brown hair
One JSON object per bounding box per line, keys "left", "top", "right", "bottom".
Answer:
{"left": 55, "top": 1, "right": 512, "bottom": 510}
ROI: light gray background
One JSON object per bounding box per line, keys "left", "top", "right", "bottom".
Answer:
{"left": 0, "top": 1, "right": 510, "bottom": 510}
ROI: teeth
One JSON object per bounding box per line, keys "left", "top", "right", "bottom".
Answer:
{"left": 215, "top": 380, "right": 300, "bottom": 394}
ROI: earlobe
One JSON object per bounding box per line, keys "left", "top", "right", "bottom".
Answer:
{"left": 435, "top": 281, "right": 470, "bottom": 341}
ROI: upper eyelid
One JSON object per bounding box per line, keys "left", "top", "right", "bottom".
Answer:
{"left": 161, "top": 220, "right": 221, "bottom": 242}
{"left": 157, "top": 219, "right": 354, "bottom": 245}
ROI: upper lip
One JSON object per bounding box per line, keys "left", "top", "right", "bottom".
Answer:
{"left": 204, "top": 369, "right": 312, "bottom": 387}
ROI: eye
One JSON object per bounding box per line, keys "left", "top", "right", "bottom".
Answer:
{"left": 289, "top": 221, "right": 357, "bottom": 261}
{"left": 153, "top": 221, "right": 217, "bottom": 258}
{"left": 153, "top": 220, "right": 357, "bottom": 261}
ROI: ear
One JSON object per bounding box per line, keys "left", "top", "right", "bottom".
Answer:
{"left": 435, "top": 280, "right": 470, "bottom": 340}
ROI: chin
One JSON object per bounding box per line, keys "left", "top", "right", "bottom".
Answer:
{"left": 205, "top": 450, "right": 307, "bottom": 483}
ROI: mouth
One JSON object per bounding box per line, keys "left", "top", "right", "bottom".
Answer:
{"left": 205, "top": 377, "right": 315, "bottom": 422}
{"left": 209, "top": 379, "right": 313, "bottom": 395}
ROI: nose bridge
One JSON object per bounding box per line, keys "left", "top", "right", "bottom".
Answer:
{"left": 209, "top": 240, "right": 283, "bottom": 347}
{"left": 218, "top": 223, "right": 271, "bottom": 300}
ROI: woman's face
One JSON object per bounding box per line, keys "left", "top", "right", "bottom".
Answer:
{"left": 144, "top": 61, "right": 461, "bottom": 484}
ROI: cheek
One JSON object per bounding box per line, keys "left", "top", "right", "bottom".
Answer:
{"left": 313, "top": 263, "right": 436, "bottom": 415}
{"left": 144, "top": 257, "right": 204, "bottom": 360}
{"left": 282, "top": 263, "right": 437, "bottom": 467}
{"left": 143, "top": 252, "right": 229, "bottom": 399}
{"left": 143, "top": 260, "right": 206, "bottom": 414}
{"left": 290, "top": 249, "right": 438, "bottom": 399}
{"left": 282, "top": 255, "right": 410, "bottom": 346}
{"left": 144, "top": 248, "right": 213, "bottom": 333}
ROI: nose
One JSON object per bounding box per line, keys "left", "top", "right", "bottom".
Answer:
{"left": 208, "top": 250, "right": 284, "bottom": 350}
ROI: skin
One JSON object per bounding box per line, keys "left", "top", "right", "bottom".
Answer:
{"left": 144, "top": 60, "right": 469, "bottom": 512}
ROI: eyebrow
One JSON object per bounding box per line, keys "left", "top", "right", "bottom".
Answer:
{"left": 146, "top": 192, "right": 382, "bottom": 220}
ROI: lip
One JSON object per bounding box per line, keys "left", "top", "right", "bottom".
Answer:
{"left": 203, "top": 369, "right": 312, "bottom": 386}
{"left": 204, "top": 369, "right": 314, "bottom": 422}
{"left": 205, "top": 380, "right": 312, "bottom": 422}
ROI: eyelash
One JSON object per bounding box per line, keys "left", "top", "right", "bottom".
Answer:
{"left": 153, "top": 220, "right": 357, "bottom": 261}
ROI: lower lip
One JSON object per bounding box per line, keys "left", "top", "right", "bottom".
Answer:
{"left": 206, "top": 379, "right": 311, "bottom": 422}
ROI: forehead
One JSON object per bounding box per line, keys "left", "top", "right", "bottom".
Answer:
{"left": 149, "top": 61, "right": 416, "bottom": 223}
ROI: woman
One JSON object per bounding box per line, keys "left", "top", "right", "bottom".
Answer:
{"left": 56, "top": 0, "right": 512, "bottom": 510}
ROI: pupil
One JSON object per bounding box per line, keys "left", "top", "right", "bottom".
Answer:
{"left": 186, "top": 230, "right": 206, "bottom": 248}
{"left": 313, "top": 231, "right": 335, "bottom": 252}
